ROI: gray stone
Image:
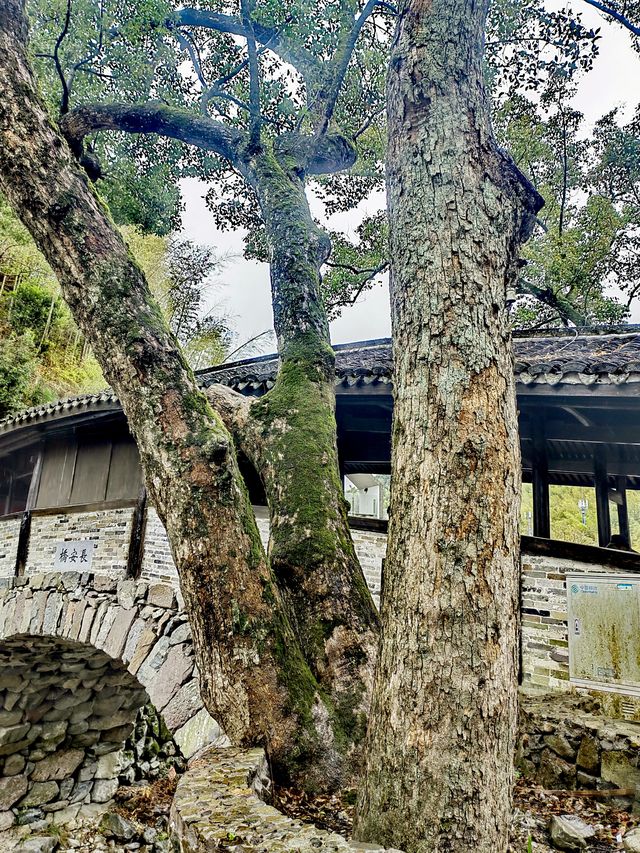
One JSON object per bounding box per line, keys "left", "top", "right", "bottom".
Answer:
{"left": 576, "top": 734, "right": 600, "bottom": 774}
{"left": 624, "top": 827, "right": 640, "bottom": 852}
{"left": 549, "top": 815, "right": 595, "bottom": 851}
{"left": 39, "top": 720, "right": 68, "bottom": 748}
{"left": 31, "top": 749, "right": 84, "bottom": 781}
{"left": 92, "top": 778, "right": 119, "bottom": 803}
{"left": 161, "top": 679, "right": 202, "bottom": 730}
{"left": 17, "top": 836, "right": 59, "bottom": 852}
{"left": 168, "top": 623, "right": 190, "bottom": 646}
{"left": 100, "top": 811, "right": 136, "bottom": 840}
{"left": 0, "top": 810, "right": 14, "bottom": 831}
{"left": 69, "top": 780, "right": 93, "bottom": 803}
{"left": 3, "top": 752, "right": 26, "bottom": 775}
{"left": 543, "top": 734, "right": 576, "bottom": 761}
{"left": 20, "top": 781, "right": 60, "bottom": 807}
{"left": 0, "top": 773, "right": 28, "bottom": 809}
{"left": 59, "top": 778, "right": 74, "bottom": 800}
{"left": 147, "top": 583, "right": 175, "bottom": 609}
{"left": 0, "top": 710, "right": 23, "bottom": 726}
{"left": 174, "top": 709, "right": 228, "bottom": 759}
{"left": 147, "top": 645, "right": 193, "bottom": 711}
{"left": 538, "top": 749, "right": 576, "bottom": 790}
{"left": 96, "top": 751, "right": 122, "bottom": 779}
{"left": 0, "top": 722, "right": 31, "bottom": 745}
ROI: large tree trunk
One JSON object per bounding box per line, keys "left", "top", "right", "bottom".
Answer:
{"left": 354, "top": 1, "right": 542, "bottom": 850}
{"left": 0, "top": 0, "right": 348, "bottom": 791}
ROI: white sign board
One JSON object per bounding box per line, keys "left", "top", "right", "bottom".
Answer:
{"left": 53, "top": 541, "right": 96, "bottom": 570}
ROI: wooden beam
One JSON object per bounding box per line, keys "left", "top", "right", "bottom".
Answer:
{"left": 532, "top": 419, "right": 550, "bottom": 538}
{"left": 594, "top": 448, "right": 611, "bottom": 547}
{"left": 616, "top": 475, "right": 631, "bottom": 547}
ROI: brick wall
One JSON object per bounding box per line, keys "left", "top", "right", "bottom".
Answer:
{"left": 26, "top": 508, "right": 134, "bottom": 577}
{"left": 140, "top": 507, "right": 179, "bottom": 584}
{"left": 0, "top": 516, "right": 21, "bottom": 578}
{"left": 136, "top": 507, "right": 389, "bottom": 607}
{"left": 351, "top": 528, "right": 386, "bottom": 607}
{"left": 16, "top": 502, "right": 628, "bottom": 698}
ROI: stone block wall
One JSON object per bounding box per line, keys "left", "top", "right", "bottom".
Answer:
{"left": 521, "top": 551, "right": 625, "bottom": 692}
{"left": 0, "top": 570, "right": 226, "bottom": 830}
{"left": 0, "top": 518, "right": 21, "bottom": 580}
{"left": 26, "top": 509, "right": 135, "bottom": 577}
{"left": 137, "top": 507, "right": 388, "bottom": 609}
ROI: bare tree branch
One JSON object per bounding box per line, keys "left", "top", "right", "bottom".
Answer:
{"left": 581, "top": 0, "right": 640, "bottom": 36}
{"left": 240, "top": 0, "right": 261, "bottom": 151}
{"left": 53, "top": 0, "right": 72, "bottom": 115}
{"left": 60, "top": 102, "right": 247, "bottom": 167}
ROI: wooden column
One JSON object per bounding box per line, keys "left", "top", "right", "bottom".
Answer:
{"left": 15, "top": 444, "right": 43, "bottom": 577}
{"left": 594, "top": 448, "right": 611, "bottom": 548}
{"left": 126, "top": 485, "right": 148, "bottom": 579}
{"left": 616, "top": 475, "right": 631, "bottom": 547}
{"left": 532, "top": 418, "right": 550, "bottom": 539}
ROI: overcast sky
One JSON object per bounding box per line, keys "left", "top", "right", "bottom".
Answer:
{"left": 180, "top": 2, "right": 640, "bottom": 355}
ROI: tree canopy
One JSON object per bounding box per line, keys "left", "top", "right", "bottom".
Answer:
{"left": 22, "top": 0, "right": 640, "bottom": 328}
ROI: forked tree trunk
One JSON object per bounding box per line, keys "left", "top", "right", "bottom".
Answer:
{"left": 354, "top": 0, "right": 542, "bottom": 850}
{"left": 214, "top": 150, "right": 379, "bottom": 767}
{"left": 0, "top": 0, "right": 349, "bottom": 790}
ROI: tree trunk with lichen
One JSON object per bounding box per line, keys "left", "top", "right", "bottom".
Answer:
{"left": 210, "top": 149, "right": 379, "bottom": 771}
{"left": 354, "top": 0, "right": 542, "bottom": 850}
{"left": 0, "top": 0, "right": 357, "bottom": 791}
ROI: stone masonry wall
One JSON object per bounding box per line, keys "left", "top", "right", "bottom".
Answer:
{"left": 139, "top": 506, "right": 388, "bottom": 607}
{"left": 518, "top": 691, "right": 640, "bottom": 805}
{"left": 26, "top": 509, "right": 135, "bottom": 577}
{"left": 351, "top": 528, "right": 386, "bottom": 608}
{"left": 521, "top": 552, "right": 626, "bottom": 692}
{"left": 0, "top": 571, "right": 227, "bottom": 831}
{"left": 0, "top": 518, "right": 21, "bottom": 580}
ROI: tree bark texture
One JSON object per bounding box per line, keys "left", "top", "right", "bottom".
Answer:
{"left": 354, "top": 1, "right": 542, "bottom": 850}
{"left": 59, "top": 57, "right": 378, "bottom": 770}
{"left": 209, "top": 150, "right": 380, "bottom": 767}
{"left": 0, "top": 0, "right": 348, "bottom": 790}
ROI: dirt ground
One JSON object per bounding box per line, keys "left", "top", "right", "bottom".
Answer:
{"left": 276, "top": 778, "right": 638, "bottom": 852}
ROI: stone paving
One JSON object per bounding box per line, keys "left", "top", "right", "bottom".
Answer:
{"left": 169, "top": 747, "right": 404, "bottom": 853}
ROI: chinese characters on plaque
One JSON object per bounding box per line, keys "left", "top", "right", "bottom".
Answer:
{"left": 53, "top": 541, "right": 96, "bottom": 570}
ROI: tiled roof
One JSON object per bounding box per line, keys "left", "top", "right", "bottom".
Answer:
{"left": 2, "top": 327, "right": 639, "bottom": 436}
{"left": 201, "top": 327, "right": 640, "bottom": 393}
{"left": 0, "top": 392, "right": 120, "bottom": 435}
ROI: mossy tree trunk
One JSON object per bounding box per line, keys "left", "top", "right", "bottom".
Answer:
{"left": 62, "top": 88, "right": 380, "bottom": 764}
{"left": 354, "top": 0, "right": 543, "bottom": 850}
{"left": 250, "top": 150, "right": 379, "bottom": 752}
{"left": 0, "top": 0, "right": 356, "bottom": 790}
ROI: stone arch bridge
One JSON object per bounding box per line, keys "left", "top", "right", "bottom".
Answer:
{"left": 0, "top": 569, "right": 226, "bottom": 826}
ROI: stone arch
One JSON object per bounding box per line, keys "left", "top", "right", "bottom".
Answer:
{"left": 0, "top": 633, "right": 148, "bottom": 824}
{"left": 0, "top": 572, "right": 227, "bottom": 826}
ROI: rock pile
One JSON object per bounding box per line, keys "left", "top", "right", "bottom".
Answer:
{"left": 518, "top": 691, "right": 640, "bottom": 807}
{"left": 119, "top": 705, "right": 185, "bottom": 785}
